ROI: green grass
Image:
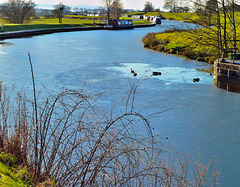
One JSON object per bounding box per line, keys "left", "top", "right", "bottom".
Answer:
{"left": 125, "top": 12, "right": 145, "bottom": 15}
{"left": 143, "top": 29, "right": 219, "bottom": 63}
{"left": 66, "top": 15, "right": 100, "bottom": 19}
{"left": 161, "top": 12, "right": 199, "bottom": 21}
{"left": 133, "top": 19, "right": 152, "bottom": 25}
{"left": 1, "top": 18, "right": 97, "bottom": 32}
{"left": 141, "top": 11, "right": 240, "bottom": 63}
{"left": 0, "top": 16, "right": 152, "bottom": 32}
{"left": 0, "top": 162, "right": 27, "bottom": 186}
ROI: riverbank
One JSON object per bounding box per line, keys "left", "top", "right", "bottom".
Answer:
{"left": 143, "top": 29, "right": 218, "bottom": 64}
{"left": 0, "top": 23, "right": 156, "bottom": 40}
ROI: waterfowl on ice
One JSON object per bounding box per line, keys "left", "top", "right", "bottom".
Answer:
{"left": 193, "top": 78, "right": 200, "bottom": 82}
{"left": 152, "top": 72, "right": 162, "bottom": 76}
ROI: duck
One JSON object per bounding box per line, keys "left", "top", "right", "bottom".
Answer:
{"left": 193, "top": 78, "right": 200, "bottom": 82}
{"left": 152, "top": 72, "right": 162, "bottom": 76}
{"left": 133, "top": 72, "right": 137, "bottom": 76}
{"left": 130, "top": 68, "right": 135, "bottom": 73}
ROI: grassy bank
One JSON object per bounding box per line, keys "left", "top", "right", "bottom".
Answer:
{"left": 0, "top": 162, "right": 27, "bottom": 186}
{"left": 0, "top": 152, "right": 32, "bottom": 186}
{"left": 0, "top": 152, "right": 55, "bottom": 186}
{"left": 143, "top": 29, "right": 218, "bottom": 63}
{"left": 0, "top": 17, "right": 151, "bottom": 32}
{"left": 0, "top": 18, "right": 97, "bottom": 32}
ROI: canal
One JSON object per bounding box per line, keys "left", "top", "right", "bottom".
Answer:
{"left": 0, "top": 20, "right": 240, "bottom": 186}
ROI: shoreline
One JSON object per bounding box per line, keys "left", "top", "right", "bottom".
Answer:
{"left": 142, "top": 31, "right": 217, "bottom": 64}
{"left": 0, "top": 23, "right": 156, "bottom": 40}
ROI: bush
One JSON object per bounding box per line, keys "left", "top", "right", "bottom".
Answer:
{"left": 143, "top": 32, "right": 161, "bottom": 48}
{"left": 143, "top": 29, "right": 219, "bottom": 63}
{"left": 0, "top": 77, "right": 219, "bottom": 186}
{"left": 17, "top": 166, "right": 33, "bottom": 186}
{"left": 0, "top": 152, "right": 17, "bottom": 167}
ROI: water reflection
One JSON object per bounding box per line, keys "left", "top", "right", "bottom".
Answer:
{"left": 213, "top": 59, "right": 240, "bottom": 93}
{"left": 0, "top": 42, "right": 13, "bottom": 54}
{"left": 214, "top": 79, "right": 240, "bottom": 93}
{"left": 0, "top": 42, "right": 13, "bottom": 47}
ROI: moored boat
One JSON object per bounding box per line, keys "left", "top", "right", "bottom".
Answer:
{"left": 104, "top": 19, "right": 134, "bottom": 30}
{"left": 156, "top": 16, "right": 162, "bottom": 24}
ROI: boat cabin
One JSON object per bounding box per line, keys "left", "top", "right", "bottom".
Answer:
{"left": 104, "top": 19, "right": 134, "bottom": 30}
{"left": 156, "top": 16, "right": 162, "bottom": 24}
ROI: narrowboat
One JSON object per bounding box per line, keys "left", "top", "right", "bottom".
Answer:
{"left": 104, "top": 19, "right": 134, "bottom": 30}
{"left": 156, "top": 16, "right": 162, "bottom": 24}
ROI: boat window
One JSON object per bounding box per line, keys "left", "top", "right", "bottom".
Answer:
{"left": 118, "top": 21, "right": 121, "bottom": 25}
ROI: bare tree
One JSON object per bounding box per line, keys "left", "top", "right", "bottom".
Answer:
{"left": 163, "top": 0, "right": 178, "bottom": 12}
{"left": 111, "top": 0, "right": 124, "bottom": 19}
{"left": 192, "top": 0, "right": 239, "bottom": 56}
{"left": 101, "top": 0, "right": 114, "bottom": 21}
{"left": 0, "top": 0, "right": 35, "bottom": 24}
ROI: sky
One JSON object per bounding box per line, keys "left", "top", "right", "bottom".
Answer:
{"left": 0, "top": 0, "right": 164, "bottom": 10}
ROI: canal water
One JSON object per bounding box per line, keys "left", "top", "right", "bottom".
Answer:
{"left": 0, "top": 20, "right": 240, "bottom": 186}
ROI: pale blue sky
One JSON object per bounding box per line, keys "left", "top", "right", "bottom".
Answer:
{"left": 0, "top": 0, "right": 164, "bottom": 10}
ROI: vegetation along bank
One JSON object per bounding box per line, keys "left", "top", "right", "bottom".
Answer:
{"left": 143, "top": 29, "right": 219, "bottom": 64}
{"left": 143, "top": 8, "right": 240, "bottom": 64}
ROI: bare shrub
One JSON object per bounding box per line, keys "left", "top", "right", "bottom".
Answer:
{"left": 0, "top": 61, "right": 219, "bottom": 186}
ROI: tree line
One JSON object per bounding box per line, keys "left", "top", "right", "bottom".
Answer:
{"left": 0, "top": 0, "right": 157, "bottom": 24}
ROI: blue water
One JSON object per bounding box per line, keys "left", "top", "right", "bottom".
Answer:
{"left": 0, "top": 20, "right": 240, "bottom": 186}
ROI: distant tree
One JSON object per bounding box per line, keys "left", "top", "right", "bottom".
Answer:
{"left": 155, "top": 8, "right": 162, "bottom": 16}
{"left": 92, "top": 9, "right": 99, "bottom": 16}
{"left": 52, "top": 3, "right": 70, "bottom": 18}
{"left": 111, "top": 0, "right": 124, "bottom": 19}
{"left": 101, "top": 0, "right": 114, "bottom": 21}
{"left": 194, "top": 0, "right": 218, "bottom": 26}
{"left": 0, "top": 0, "right": 35, "bottom": 23}
{"left": 205, "top": 0, "right": 218, "bottom": 25}
{"left": 73, "top": 7, "right": 79, "bottom": 15}
{"left": 143, "top": 1, "right": 154, "bottom": 12}
{"left": 163, "top": 0, "right": 177, "bottom": 12}
{"left": 41, "top": 9, "right": 53, "bottom": 18}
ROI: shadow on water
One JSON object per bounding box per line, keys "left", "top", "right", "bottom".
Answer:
{"left": 0, "top": 42, "right": 13, "bottom": 54}
{"left": 214, "top": 78, "right": 240, "bottom": 93}
{"left": 213, "top": 59, "right": 240, "bottom": 93}
{"left": 0, "top": 42, "right": 14, "bottom": 47}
